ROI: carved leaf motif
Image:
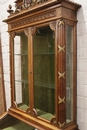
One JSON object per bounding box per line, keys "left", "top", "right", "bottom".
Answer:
{"left": 11, "top": 10, "right": 56, "bottom": 29}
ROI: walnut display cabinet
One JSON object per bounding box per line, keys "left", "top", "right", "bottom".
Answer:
{"left": 3, "top": 0, "right": 81, "bottom": 130}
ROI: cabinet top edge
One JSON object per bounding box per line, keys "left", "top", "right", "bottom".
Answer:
{"left": 3, "top": 0, "right": 81, "bottom": 23}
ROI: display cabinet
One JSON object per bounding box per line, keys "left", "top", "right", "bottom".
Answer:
{"left": 3, "top": 0, "right": 81, "bottom": 129}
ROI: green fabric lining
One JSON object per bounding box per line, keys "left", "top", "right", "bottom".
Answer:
{"left": 2, "top": 122, "right": 34, "bottom": 130}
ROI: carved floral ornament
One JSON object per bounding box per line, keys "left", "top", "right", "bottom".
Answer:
{"left": 7, "top": 0, "right": 52, "bottom": 15}
{"left": 7, "top": 0, "right": 72, "bottom": 16}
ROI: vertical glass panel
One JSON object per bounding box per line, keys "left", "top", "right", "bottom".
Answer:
{"left": 33, "top": 26, "right": 55, "bottom": 121}
{"left": 14, "top": 31, "right": 29, "bottom": 111}
{"left": 66, "top": 25, "right": 73, "bottom": 123}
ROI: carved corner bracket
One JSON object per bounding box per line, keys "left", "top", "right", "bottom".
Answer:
{"left": 24, "top": 28, "right": 30, "bottom": 36}
{"left": 31, "top": 27, "right": 37, "bottom": 35}
{"left": 49, "top": 21, "right": 56, "bottom": 31}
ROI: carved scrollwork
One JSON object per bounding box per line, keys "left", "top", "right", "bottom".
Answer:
{"left": 13, "top": 101, "right": 17, "bottom": 108}
{"left": 49, "top": 21, "right": 56, "bottom": 31}
{"left": 24, "top": 28, "right": 30, "bottom": 36}
{"left": 26, "top": 107, "right": 31, "bottom": 114}
{"left": 50, "top": 117, "right": 57, "bottom": 125}
{"left": 13, "top": 0, "right": 49, "bottom": 12}
{"left": 32, "top": 108, "right": 38, "bottom": 117}
{"left": 31, "top": 27, "right": 37, "bottom": 35}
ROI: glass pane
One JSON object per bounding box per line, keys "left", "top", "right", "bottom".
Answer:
{"left": 66, "top": 25, "right": 73, "bottom": 123}
{"left": 33, "top": 26, "right": 55, "bottom": 121}
{"left": 14, "top": 31, "right": 29, "bottom": 111}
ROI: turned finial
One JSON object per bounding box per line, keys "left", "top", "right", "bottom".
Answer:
{"left": 7, "top": 4, "right": 13, "bottom": 15}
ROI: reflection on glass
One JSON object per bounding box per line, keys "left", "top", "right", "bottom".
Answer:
{"left": 14, "top": 31, "right": 29, "bottom": 111}
{"left": 66, "top": 25, "right": 73, "bottom": 123}
{"left": 33, "top": 26, "right": 55, "bottom": 121}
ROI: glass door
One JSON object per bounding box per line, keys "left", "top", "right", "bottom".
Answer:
{"left": 14, "top": 31, "right": 29, "bottom": 111}
{"left": 66, "top": 25, "right": 73, "bottom": 123}
{"left": 33, "top": 26, "right": 55, "bottom": 121}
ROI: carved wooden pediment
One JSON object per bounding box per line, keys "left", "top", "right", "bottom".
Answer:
{"left": 7, "top": 0, "right": 81, "bottom": 16}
